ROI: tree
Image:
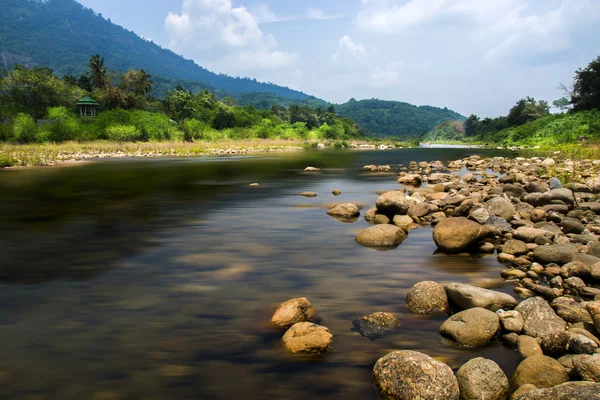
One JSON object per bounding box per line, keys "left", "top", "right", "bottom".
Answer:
{"left": 88, "top": 54, "right": 109, "bottom": 89}
{"left": 62, "top": 74, "right": 78, "bottom": 86}
{"left": 463, "top": 114, "right": 480, "bottom": 136}
{"left": 571, "top": 56, "right": 600, "bottom": 111}
{"left": 120, "top": 69, "right": 154, "bottom": 96}
{"left": 507, "top": 97, "right": 550, "bottom": 127}
{"left": 552, "top": 97, "right": 571, "bottom": 112}
{"left": 77, "top": 75, "right": 93, "bottom": 92}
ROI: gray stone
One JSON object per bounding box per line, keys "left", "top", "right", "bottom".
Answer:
{"left": 513, "top": 227, "right": 555, "bottom": 243}
{"left": 326, "top": 203, "right": 360, "bottom": 219}
{"left": 352, "top": 312, "right": 400, "bottom": 341}
{"left": 440, "top": 307, "right": 500, "bottom": 347}
{"left": 511, "top": 382, "right": 600, "bottom": 400}
{"left": 376, "top": 191, "right": 411, "bottom": 216}
{"left": 515, "top": 297, "right": 566, "bottom": 339}
{"left": 372, "top": 350, "right": 459, "bottom": 400}
{"left": 498, "top": 310, "right": 524, "bottom": 333}
{"left": 355, "top": 225, "right": 407, "bottom": 249}
{"left": 533, "top": 244, "right": 577, "bottom": 265}
{"left": 445, "top": 283, "right": 517, "bottom": 311}
{"left": 574, "top": 355, "right": 600, "bottom": 382}
{"left": 570, "top": 333, "right": 599, "bottom": 354}
{"left": 456, "top": 357, "right": 509, "bottom": 400}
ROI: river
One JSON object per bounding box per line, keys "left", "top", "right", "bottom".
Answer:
{"left": 0, "top": 148, "right": 523, "bottom": 399}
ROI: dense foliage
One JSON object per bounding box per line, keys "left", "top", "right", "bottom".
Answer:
{"left": 334, "top": 99, "right": 465, "bottom": 138}
{"left": 0, "top": 0, "right": 314, "bottom": 100}
{"left": 571, "top": 56, "right": 600, "bottom": 112}
{"left": 0, "top": 60, "right": 363, "bottom": 144}
{"left": 422, "top": 121, "right": 465, "bottom": 142}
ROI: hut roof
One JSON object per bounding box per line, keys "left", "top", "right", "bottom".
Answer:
{"left": 76, "top": 96, "right": 100, "bottom": 106}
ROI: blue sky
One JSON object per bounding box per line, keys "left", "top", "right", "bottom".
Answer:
{"left": 77, "top": 0, "right": 600, "bottom": 117}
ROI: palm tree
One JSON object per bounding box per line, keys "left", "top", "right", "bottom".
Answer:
{"left": 137, "top": 69, "right": 154, "bottom": 95}
{"left": 88, "top": 54, "right": 109, "bottom": 89}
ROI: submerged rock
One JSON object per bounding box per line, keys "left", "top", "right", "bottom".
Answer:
{"left": 352, "top": 312, "right": 400, "bottom": 340}
{"left": 282, "top": 322, "right": 332, "bottom": 354}
{"left": 300, "top": 192, "right": 317, "bottom": 197}
{"left": 355, "top": 225, "right": 407, "bottom": 249}
{"left": 372, "top": 350, "right": 459, "bottom": 400}
{"left": 271, "top": 297, "right": 318, "bottom": 327}
{"left": 405, "top": 281, "right": 449, "bottom": 314}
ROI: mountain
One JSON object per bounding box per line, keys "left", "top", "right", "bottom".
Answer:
{"left": 334, "top": 99, "right": 466, "bottom": 138}
{"left": 0, "top": 0, "right": 313, "bottom": 100}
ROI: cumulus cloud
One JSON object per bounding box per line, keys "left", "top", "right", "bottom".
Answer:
{"left": 165, "top": 0, "right": 296, "bottom": 74}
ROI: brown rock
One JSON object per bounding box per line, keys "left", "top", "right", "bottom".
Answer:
{"left": 282, "top": 322, "right": 332, "bottom": 354}
{"left": 271, "top": 297, "right": 318, "bottom": 327}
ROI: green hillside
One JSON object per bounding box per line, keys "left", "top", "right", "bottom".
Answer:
{"left": 0, "top": 0, "right": 313, "bottom": 100}
{"left": 335, "top": 99, "right": 465, "bottom": 138}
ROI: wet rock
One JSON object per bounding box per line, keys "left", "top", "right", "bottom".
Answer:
{"left": 326, "top": 203, "right": 360, "bottom": 220}
{"left": 445, "top": 283, "right": 517, "bottom": 311}
{"left": 502, "top": 239, "right": 529, "bottom": 256}
{"left": 511, "top": 355, "right": 569, "bottom": 389}
{"left": 372, "top": 350, "right": 459, "bottom": 400}
{"left": 374, "top": 214, "right": 391, "bottom": 225}
{"left": 569, "top": 333, "right": 598, "bottom": 354}
{"left": 432, "top": 217, "right": 490, "bottom": 253}
{"left": 392, "top": 215, "right": 414, "bottom": 231}
{"left": 271, "top": 297, "right": 319, "bottom": 327}
{"left": 332, "top": 189, "right": 341, "bottom": 196}
{"left": 300, "top": 192, "right": 317, "bottom": 197}
{"left": 352, "top": 312, "right": 400, "bottom": 340}
{"left": 427, "top": 173, "right": 453, "bottom": 184}
{"left": 552, "top": 297, "right": 592, "bottom": 324}
{"left": 397, "top": 174, "right": 422, "bottom": 186}
{"left": 502, "top": 332, "right": 519, "bottom": 349}
{"left": 586, "top": 301, "right": 600, "bottom": 334}
{"left": 456, "top": 357, "right": 509, "bottom": 400}
{"left": 540, "top": 331, "right": 570, "bottom": 357}
{"left": 518, "top": 335, "right": 543, "bottom": 358}
{"left": 304, "top": 166, "right": 320, "bottom": 171}
{"left": 364, "top": 207, "right": 378, "bottom": 223}
{"left": 282, "top": 322, "right": 332, "bottom": 354}
{"left": 408, "top": 202, "right": 435, "bottom": 219}
{"left": 533, "top": 243, "right": 577, "bottom": 265}
{"left": 485, "top": 197, "right": 516, "bottom": 221}
{"left": 440, "top": 307, "right": 500, "bottom": 347}
{"left": 561, "top": 261, "right": 591, "bottom": 279}
{"left": 498, "top": 310, "right": 524, "bottom": 333}
{"left": 355, "top": 225, "right": 407, "bottom": 249}
{"left": 376, "top": 191, "right": 411, "bottom": 216}
{"left": 480, "top": 242, "right": 496, "bottom": 253}
{"left": 515, "top": 297, "right": 567, "bottom": 340}
{"left": 511, "top": 382, "right": 600, "bottom": 400}
{"left": 574, "top": 355, "right": 600, "bottom": 382}
{"left": 469, "top": 207, "right": 490, "bottom": 225}
{"left": 406, "top": 281, "right": 449, "bottom": 314}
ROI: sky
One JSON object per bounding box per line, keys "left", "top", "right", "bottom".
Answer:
{"left": 76, "top": 0, "right": 600, "bottom": 117}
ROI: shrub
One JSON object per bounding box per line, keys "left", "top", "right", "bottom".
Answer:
{"left": 183, "top": 118, "right": 210, "bottom": 141}
{"left": 13, "top": 113, "right": 38, "bottom": 143}
{"left": 45, "top": 106, "right": 79, "bottom": 142}
{"left": 106, "top": 125, "right": 141, "bottom": 142}
{"left": 256, "top": 118, "right": 274, "bottom": 139}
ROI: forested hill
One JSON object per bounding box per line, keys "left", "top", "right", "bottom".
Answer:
{"left": 335, "top": 99, "right": 466, "bottom": 138}
{"left": 0, "top": 0, "right": 313, "bottom": 100}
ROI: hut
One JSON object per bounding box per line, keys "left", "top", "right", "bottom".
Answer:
{"left": 76, "top": 96, "right": 100, "bottom": 117}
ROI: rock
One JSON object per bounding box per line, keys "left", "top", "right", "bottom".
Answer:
{"left": 326, "top": 203, "right": 360, "bottom": 220}
{"left": 376, "top": 191, "right": 410, "bottom": 216}
{"left": 439, "top": 307, "right": 500, "bottom": 347}
{"left": 332, "top": 189, "right": 341, "bottom": 196}
{"left": 406, "top": 281, "right": 449, "bottom": 314}
{"left": 587, "top": 302, "right": 600, "bottom": 334}
{"left": 574, "top": 355, "right": 600, "bottom": 382}
{"left": 249, "top": 183, "right": 260, "bottom": 187}
{"left": 561, "top": 217, "right": 585, "bottom": 234}
{"left": 515, "top": 297, "right": 566, "bottom": 340}
{"left": 487, "top": 216, "right": 512, "bottom": 234}
{"left": 372, "top": 350, "right": 459, "bottom": 400}
{"left": 511, "top": 355, "right": 569, "bottom": 389}
{"left": 485, "top": 197, "right": 516, "bottom": 221}
{"left": 502, "top": 332, "right": 519, "bottom": 348}
{"left": 432, "top": 217, "right": 489, "bottom": 253}
{"left": 533, "top": 244, "right": 577, "bottom": 266}
{"left": 498, "top": 253, "right": 515, "bottom": 263}
{"left": 427, "top": 173, "right": 453, "bottom": 184}
{"left": 549, "top": 177, "right": 562, "bottom": 189}
{"left": 502, "top": 239, "right": 529, "bottom": 256}
{"left": 511, "top": 384, "right": 538, "bottom": 398}
{"left": 397, "top": 174, "right": 422, "bottom": 186}
{"left": 356, "top": 224, "right": 406, "bottom": 249}
{"left": 503, "top": 184, "right": 526, "bottom": 199}
{"left": 498, "top": 310, "right": 524, "bottom": 333}
{"left": 541, "top": 158, "right": 556, "bottom": 167}
{"left": 445, "top": 283, "right": 517, "bottom": 311}
{"left": 300, "top": 192, "right": 317, "bottom": 197}
{"left": 540, "top": 331, "right": 570, "bottom": 357}
{"left": 364, "top": 207, "right": 378, "bottom": 223}
{"left": 469, "top": 207, "right": 490, "bottom": 225}
{"left": 374, "top": 214, "right": 391, "bottom": 225}
{"left": 480, "top": 242, "right": 496, "bottom": 253}
{"left": 511, "top": 382, "right": 600, "bottom": 399}
{"left": 271, "top": 297, "right": 318, "bottom": 327}
{"left": 392, "top": 215, "right": 415, "bottom": 231}
{"left": 530, "top": 208, "right": 546, "bottom": 223}
{"left": 282, "top": 322, "right": 332, "bottom": 354}
{"left": 569, "top": 333, "right": 598, "bottom": 354}
{"left": 304, "top": 166, "right": 320, "bottom": 171}
{"left": 552, "top": 297, "right": 592, "bottom": 324}
{"left": 518, "top": 335, "right": 543, "bottom": 358}
{"left": 513, "top": 227, "right": 555, "bottom": 243}
{"left": 525, "top": 181, "right": 549, "bottom": 193}
{"left": 561, "top": 261, "right": 591, "bottom": 278}
{"left": 456, "top": 357, "right": 509, "bottom": 400}
{"left": 352, "top": 312, "right": 400, "bottom": 340}
{"left": 408, "top": 202, "right": 435, "bottom": 219}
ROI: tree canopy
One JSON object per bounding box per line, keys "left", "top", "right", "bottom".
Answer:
{"left": 571, "top": 56, "right": 600, "bottom": 112}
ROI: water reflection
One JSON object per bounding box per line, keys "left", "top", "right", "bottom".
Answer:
{"left": 0, "top": 148, "right": 520, "bottom": 399}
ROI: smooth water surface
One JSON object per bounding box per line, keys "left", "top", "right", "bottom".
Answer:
{"left": 0, "top": 148, "right": 521, "bottom": 399}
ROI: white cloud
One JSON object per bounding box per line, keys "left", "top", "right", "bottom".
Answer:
{"left": 332, "top": 36, "right": 368, "bottom": 61}
{"left": 165, "top": 0, "right": 296, "bottom": 73}
{"left": 307, "top": 8, "right": 345, "bottom": 20}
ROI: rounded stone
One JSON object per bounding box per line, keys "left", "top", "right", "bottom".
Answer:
{"left": 282, "top": 322, "right": 332, "bottom": 354}
{"left": 271, "top": 297, "right": 318, "bottom": 327}
{"left": 355, "top": 225, "right": 407, "bottom": 248}
{"left": 352, "top": 312, "right": 400, "bottom": 340}
{"left": 440, "top": 307, "right": 500, "bottom": 347}
{"left": 456, "top": 357, "right": 509, "bottom": 400}
{"left": 326, "top": 203, "right": 360, "bottom": 219}
{"left": 405, "top": 281, "right": 449, "bottom": 314}
{"left": 372, "top": 350, "right": 459, "bottom": 400}
{"left": 432, "top": 217, "right": 488, "bottom": 253}
{"left": 511, "top": 355, "right": 569, "bottom": 389}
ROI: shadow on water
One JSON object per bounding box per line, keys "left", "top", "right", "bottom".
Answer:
{"left": 0, "top": 148, "right": 522, "bottom": 400}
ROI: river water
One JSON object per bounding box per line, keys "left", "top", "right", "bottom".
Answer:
{"left": 0, "top": 148, "right": 522, "bottom": 399}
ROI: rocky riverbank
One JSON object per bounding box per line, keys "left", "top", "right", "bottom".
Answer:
{"left": 271, "top": 154, "right": 600, "bottom": 399}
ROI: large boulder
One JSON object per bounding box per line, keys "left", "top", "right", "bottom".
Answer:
{"left": 355, "top": 225, "right": 407, "bottom": 249}
{"left": 515, "top": 297, "right": 566, "bottom": 340}
{"left": 439, "top": 307, "right": 500, "bottom": 347}
{"left": 406, "top": 281, "right": 449, "bottom": 314}
{"left": 376, "top": 191, "right": 411, "bottom": 216}
{"left": 282, "top": 322, "right": 332, "bottom": 354}
{"left": 352, "top": 312, "right": 400, "bottom": 341}
{"left": 372, "top": 350, "right": 459, "bottom": 400}
{"left": 511, "top": 355, "right": 569, "bottom": 389}
{"left": 533, "top": 243, "right": 577, "bottom": 265}
{"left": 456, "top": 357, "right": 509, "bottom": 400}
{"left": 432, "top": 217, "right": 490, "bottom": 253}
{"left": 445, "top": 283, "right": 517, "bottom": 311}
{"left": 271, "top": 297, "right": 318, "bottom": 327}
{"left": 485, "top": 197, "right": 516, "bottom": 221}
{"left": 511, "top": 382, "right": 600, "bottom": 400}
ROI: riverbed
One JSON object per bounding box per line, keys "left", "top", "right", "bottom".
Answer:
{"left": 0, "top": 148, "right": 523, "bottom": 399}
